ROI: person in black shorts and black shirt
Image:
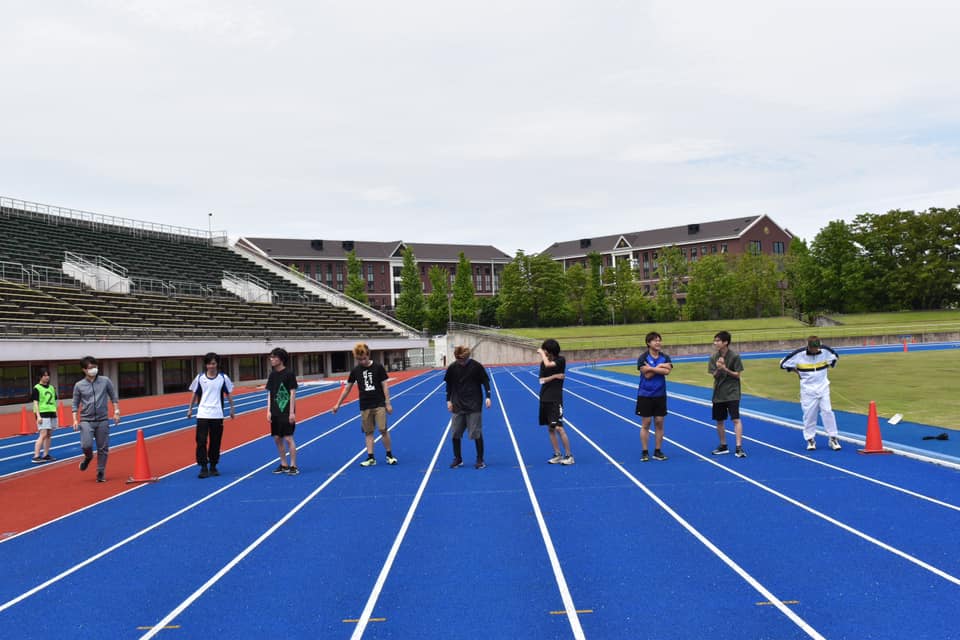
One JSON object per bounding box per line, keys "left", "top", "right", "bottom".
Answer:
{"left": 266, "top": 347, "right": 299, "bottom": 475}
{"left": 538, "top": 339, "right": 573, "bottom": 465}
{"left": 444, "top": 345, "right": 492, "bottom": 469}
{"left": 333, "top": 342, "right": 397, "bottom": 467}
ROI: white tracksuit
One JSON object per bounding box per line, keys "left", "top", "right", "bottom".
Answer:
{"left": 779, "top": 346, "right": 839, "bottom": 440}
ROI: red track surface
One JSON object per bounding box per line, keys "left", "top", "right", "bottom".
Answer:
{"left": 1, "top": 371, "right": 426, "bottom": 537}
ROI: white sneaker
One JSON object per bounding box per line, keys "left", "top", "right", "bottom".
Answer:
{"left": 560, "top": 455, "right": 575, "bottom": 465}
{"left": 829, "top": 437, "right": 842, "bottom": 451}
{"left": 806, "top": 439, "right": 816, "bottom": 451}
{"left": 548, "top": 453, "right": 563, "bottom": 464}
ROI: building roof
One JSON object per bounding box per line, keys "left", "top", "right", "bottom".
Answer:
{"left": 238, "top": 237, "right": 512, "bottom": 263}
{"left": 540, "top": 215, "right": 789, "bottom": 259}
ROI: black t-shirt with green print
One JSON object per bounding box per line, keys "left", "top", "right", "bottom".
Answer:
{"left": 266, "top": 368, "right": 298, "bottom": 420}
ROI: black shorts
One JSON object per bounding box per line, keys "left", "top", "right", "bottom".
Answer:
{"left": 635, "top": 395, "right": 667, "bottom": 417}
{"left": 539, "top": 401, "right": 563, "bottom": 427}
{"left": 270, "top": 417, "right": 296, "bottom": 437}
{"left": 712, "top": 400, "right": 741, "bottom": 421}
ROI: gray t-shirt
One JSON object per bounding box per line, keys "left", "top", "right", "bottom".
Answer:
{"left": 707, "top": 349, "right": 743, "bottom": 402}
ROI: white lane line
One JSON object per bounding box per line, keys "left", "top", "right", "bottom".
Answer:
{"left": 566, "top": 373, "right": 960, "bottom": 514}
{"left": 495, "top": 371, "right": 585, "bottom": 640}
{"left": 141, "top": 382, "right": 444, "bottom": 640}
{"left": 348, "top": 417, "right": 452, "bottom": 639}
{"left": 507, "top": 371, "right": 825, "bottom": 640}
{"left": 557, "top": 378, "right": 960, "bottom": 588}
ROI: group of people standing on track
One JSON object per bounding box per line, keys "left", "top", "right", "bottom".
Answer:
{"left": 34, "top": 330, "right": 841, "bottom": 481}
{"left": 635, "top": 330, "right": 843, "bottom": 461}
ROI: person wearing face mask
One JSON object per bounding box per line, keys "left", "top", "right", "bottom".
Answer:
{"left": 71, "top": 356, "right": 120, "bottom": 482}
{"left": 779, "top": 336, "right": 841, "bottom": 452}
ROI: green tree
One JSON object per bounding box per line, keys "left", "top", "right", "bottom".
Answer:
{"left": 497, "top": 252, "right": 535, "bottom": 327}
{"left": 684, "top": 254, "right": 735, "bottom": 321}
{"left": 529, "top": 253, "right": 569, "bottom": 326}
{"left": 450, "top": 252, "right": 478, "bottom": 324}
{"left": 608, "top": 258, "right": 639, "bottom": 324}
{"left": 477, "top": 294, "right": 500, "bottom": 326}
{"left": 810, "top": 220, "right": 866, "bottom": 313}
{"left": 782, "top": 237, "right": 818, "bottom": 320}
{"left": 394, "top": 247, "right": 425, "bottom": 329}
{"left": 344, "top": 250, "right": 369, "bottom": 304}
{"left": 652, "top": 246, "right": 685, "bottom": 322}
{"left": 731, "top": 251, "right": 780, "bottom": 318}
{"left": 425, "top": 266, "right": 450, "bottom": 334}
{"left": 584, "top": 252, "right": 609, "bottom": 325}
{"left": 564, "top": 263, "right": 588, "bottom": 324}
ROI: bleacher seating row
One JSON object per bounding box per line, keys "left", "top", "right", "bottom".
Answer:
{"left": 0, "top": 207, "right": 401, "bottom": 339}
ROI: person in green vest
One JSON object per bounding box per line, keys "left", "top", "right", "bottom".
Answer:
{"left": 32, "top": 369, "right": 58, "bottom": 463}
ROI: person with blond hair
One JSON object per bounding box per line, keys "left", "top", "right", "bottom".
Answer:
{"left": 443, "top": 345, "right": 492, "bottom": 469}
{"left": 333, "top": 342, "right": 397, "bottom": 466}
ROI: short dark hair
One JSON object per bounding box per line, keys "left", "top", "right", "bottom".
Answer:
{"left": 203, "top": 352, "right": 220, "bottom": 366}
{"left": 714, "top": 331, "right": 732, "bottom": 344}
{"left": 541, "top": 339, "right": 560, "bottom": 358}
{"left": 645, "top": 331, "right": 661, "bottom": 346}
{"left": 80, "top": 356, "right": 98, "bottom": 369}
{"left": 38, "top": 368, "right": 50, "bottom": 378}
{"left": 269, "top": 347, "right": 289, "bottom": 366}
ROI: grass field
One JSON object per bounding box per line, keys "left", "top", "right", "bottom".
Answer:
{"left": 505, "top": 311, "right": 960, "bottom": 350}
{"left": 604, "top": 350, "right": 959, "bottom": 429}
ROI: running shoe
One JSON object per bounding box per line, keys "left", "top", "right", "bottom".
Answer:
{"left": 79, "top": 455, "right": 93, "bottom": 471}
{"left": 385, "top": 455, "right": 398, "bottom": 465}
{"left": 548, "top": 453, "right": 563, "bottom": 464}
{"left": 560, "top": 455, "right": 575, "bottom": 465}
{"left": 198, "top": 467, "right": 210, "bottom": 479}
{"left": 806, "top": 439, "right": 816, "bottom": 451}
{"left": 712, "top": 444, "right": 730, "bottom": 455}
{"left": 360, "top": 457, "right": 376, "bottom": 467}
{"left": 96, "top": 471, "right": 105, "bottom": 483}
{"left": 652, "top": 450, "right": 668, "bottom": 461}
{"left": 735, "top": 446, "right": 747, "bottom": 458}
{"left": 474, "top": 461, "right": 486, "bottom": 469}
{"left": 287, "top": 466, "right": 300, "bottom": 475}
{"left": 32, "top": 457, "right": 44, "bottom": 464}
{"left": 272, "top": 464, "right": 289, "bottom": 474}
{"left": 641, "top": 451, "right": 650, "bottom": 462}
{"left": 210, "top": 465, "right": 220, "bottom": 476}
{"left": 829, "top": 437, "right": 842, "bottom": 451}
{"left": 449, "top": 458, "right": 463, "bottom": 468}
{"left": 42, "top": 454, "right": 56, "bottom": 461}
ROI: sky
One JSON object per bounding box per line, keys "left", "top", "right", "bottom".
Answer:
{"left": 3, "top": 0, "right": 960, "bottom": 257}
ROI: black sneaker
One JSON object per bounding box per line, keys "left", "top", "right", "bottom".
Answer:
{"left": 210, "top": 465, "right": 220, "bottom": 476}
{"left": 79, "top": 456, "right": 93, "bottom": 471}
{"left": 449, "top": 458, "right": 463, "bottom": 468}
{"left": 735, "top": 446, "right": 747, "bottom": 458}
{"left": 287, "top": 466, "right": 300, "bottom": 476}
{"left": 43, "top": 454, "right": 56, "bottom": 462}
{"left": 712, "top": 444, "right": 730, "bottom": 455}
{"left": 198, "top": 467, "right": 210, "bottom": 479}
{"left": 96, "top": 471, "right": 105, "bottom": 483}
{"left": 32, "top": 456, "right": 44, "bottom": 464}
{"left": 652, "top": 450, "right": 668, "bottom": 461}
{"left": 641, "top": 451, "right": 650, "bottom": 462}
{"left": 385, "top": 454, "right": 398, "bottom": 465}
{"left": 272, "top": 464, "right": 289, "bottom": 474}
{"left": 474, "top": 460, "right": 486, "bottom": 470}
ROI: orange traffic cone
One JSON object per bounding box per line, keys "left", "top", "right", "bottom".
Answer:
{"left": 19, "top": 407, "right": 32, "bottom": 435}
{"left": 858, "top": 401, "right": 892, "bottom": 455}
{"left": 58, "top": 403, "right": 68, "bottom": 428}
{"left": 126, "top": 429, "right": 159, "bottom": 483}
{"left": 902, "top": 341, "right": 908, "bottom": 352}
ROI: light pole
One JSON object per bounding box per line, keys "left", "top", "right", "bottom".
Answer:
{"left": 208, "top": 212, "right": 213, "bottom": 240}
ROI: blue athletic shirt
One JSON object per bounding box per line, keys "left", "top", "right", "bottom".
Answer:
{"left": 636, "top": 350, "right": 671, "bottom": 397}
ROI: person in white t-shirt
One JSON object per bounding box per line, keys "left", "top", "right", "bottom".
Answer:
{"left": 187, "top": 352, "right": 235, "bottom": 478}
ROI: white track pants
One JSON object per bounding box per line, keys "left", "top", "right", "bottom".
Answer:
{"left": 801, "top": 390, "right": 838, "bottom": 440}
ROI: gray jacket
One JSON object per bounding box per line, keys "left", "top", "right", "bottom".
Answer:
{"left": 72, "top": 376, "right": 119, "bottom": 422}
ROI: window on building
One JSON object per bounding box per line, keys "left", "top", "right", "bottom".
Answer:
{"left": 711, "top": 244, "right": 717, "bottom": 254}
{"left": 720, "top": 243, "right": 728, "bottom": 253}
{"left": 773, "top": 241, "right": 786, "bottom": 255}
{"left": 749, "top": 240, "right": 762, "bottom": 254}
